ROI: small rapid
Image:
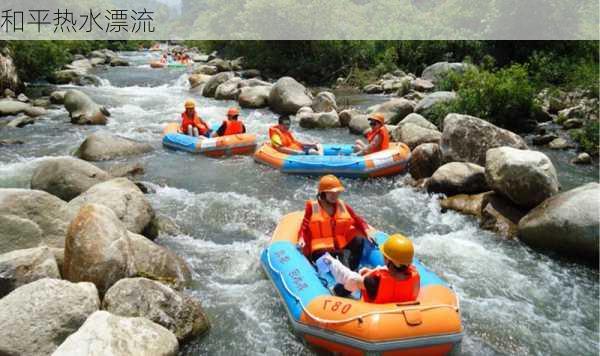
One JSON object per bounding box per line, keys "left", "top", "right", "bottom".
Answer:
{"left": 0, "top": 51, "right": 597, "bottom": 356}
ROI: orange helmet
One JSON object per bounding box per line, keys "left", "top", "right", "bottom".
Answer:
{"left": 368, "top": 112, "right": 385, "bottom": 125}
{"left": 318, "top": 174, "right": 345, "bottom": 193}
{"left": 227, "top": 107, "right": 240, "bottom": 117}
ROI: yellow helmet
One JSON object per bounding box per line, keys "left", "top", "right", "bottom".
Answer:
{"left": 184, "top": 99, "right": 196, "bottom": 109}
{"left": 380, "top": 234, "right": 414, "bottom": 267}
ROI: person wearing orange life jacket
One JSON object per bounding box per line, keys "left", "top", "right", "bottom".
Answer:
{"left": 297, "top": 175, "right": 375, "bottom": 272}
{"left": 180, "top": 99, "right": 210, "bottom": 138}
{"left": 353, "top": 113, "right": 390, "bottom": 156}
{"left": 321, "top": 234, "right": 420, "bottom": 302}
{"left": 269, "top": 115, "right": 323, "bottom": 155}
{"left": 215, "top": 107, "right": 246, "bottom": 137}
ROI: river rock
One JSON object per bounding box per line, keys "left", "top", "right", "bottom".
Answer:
{"left": 230, "top": 57, "right": 244, "bottom": 71}
{"left": 239, "top": 78, "right": 271, "bottom": 88}
{"left": 518, "top": 183, "right": 600, "bottom": 263}
{"left": 3, "top": 88, "right": 15, "bottom": 98}
{"left": 485, "top": 147, "right": 559, "bottom": 208}
{"left": 427, "top": 162, "right": 489, "bottom": 196}
{"left": 548, "top": 137, "right": 575, "bottom": 149}
{"left": 51, "top": 69, "right": 87, "bottom": 85}
{"left": 6, "top": 114, "right": 35, "bottom": 128}
{"left": 398, "top": 112, "right": 438, "bottom": 130}
{"left": 202, "top": 71, "right": 234, "bottom": 98}
{"left": 110, "top": 57, "right": 129, "bottom": 67}
{"left": 0, "top": 99, "right": 46, "bottom": 117}
{"left": 32, "top": 97, "right": 51, "bottom": 108}
{"left": 31, "top": 157, "right": 111, "bottom": 201}
{"left": 382, "top": 77, "right": 411, "bottom": 95}
{"left": 50, "top": 90, "right": 67, "bottom": 104}
{"left": 75, "top": 132, "right": 153, "bottom": 161}
{"left": 66, "top": 59, "right": 92, "bottom": 70}
{"left": 421, "top": 62, "right": 474, "bottom": 83}
{"left": 441, "top": 114, "right": 528, "bottom": 165}
{"left": 348, "top": 114, "right": 370, "bottom": 135}
{"left": 363, "top": 84, "right": 383, "bottom": 94}
{"left": 409, "top": 143, "right": 442, "bottom": 180}
{"left": 440, "top": 192, "right": 488, "bottom": 216}
{"left": 89, "top": 50, "right": 109, "bottom": 63}
{"left": 193, "top": 65, "right": 218, "bottom": 75}
{"left": 238, "top": 69, "right": 261, "bottom": 78}
{"left": 52, "top": 311, "right": 178, "bottom": 356}
{"left": 188, "top": 73, "right": 211, "bottom": 88}
{"left": 0, "top": 278, "right": 99, "bottom": 356}
{"left": 103, "top": 278, "right": 210, "bottom": 342}
{"left": 66, "top": 178, "right": 154, "bottom": 235}
{"left": 532, "top": 133, "right": 558, "bottom": 146}
{"left": 0, "top": 189, "right": 69, "bottom": 254}
{"left": 64, "top": 89, "right": 110, "bottom": 125}
{"left": 557, "top": 105, "right": 585, "bottom": 120}
{"left": 367, "top": 98, "right": 415, "bottom": 125}
{"left": 314, "top": 110, "right": 340, "bottom": 128}
{"left": 0, "top": 139, "right": 24, "bottom": 145}
{"left": 108, "top": 162, "right": 145, "bottom": 178}
{"left": 143, "top": 214, "right": 181, "bottom": 240}
{"left": 16, "top": 93, "right": 28, "bottom": 102}
{"left": 415, "top": 91, "right": 457, "bottom": 115}
{"left": 207, "top": 58, "right": 231, "bottom": 72}
{"left": 411, "top": 78, "right": 435, "bottom": 92}
{"left": 572, "top": 152, "right": 592, "bottom": 165}
{"left": 268, "top": 77, "right": 313, "bottom": 115}
{"left": 339, "top": 109, "right": 361, "bottom": 127}
{"left": 238, "top": 86, "right": 270, "bottom": 108}
{"left": 311, "top": 91, "right": 337, "bottom": 113}
{"left": 562, "top": 118, "right": 584, "bottom": 129}
{"left": 391, "top": 122, "right": 442, "bottom": 149}
{"left": 0, "top": 246, "right": 60, "bottom": 297}
{"left": 480, "top": 193, "right": 528, "bottom": 239}
{"left": 214, "top": 77, "right": 242, "bottom": 100}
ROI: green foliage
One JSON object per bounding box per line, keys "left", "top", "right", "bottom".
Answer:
{"left": 570, "top": 121, "right": 600, "bottom": 155}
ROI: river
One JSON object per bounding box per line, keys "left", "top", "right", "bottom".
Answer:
{"left": 0, "top": 51, "right": 598, "bottom": 356}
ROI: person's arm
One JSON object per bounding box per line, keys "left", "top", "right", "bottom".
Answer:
{"left": 357, "top": 133, "right": 382, "bottom": 156}
{"left": 297, "top": 202, "right": 313, "bottom": 255}
{"left": 345, "top": 204, "right": 370, "bottom": 236}
{"left": 362, "top": 274, "right": 380, "bottom": 300}
{"left": 215, "top": 122, "right": 226, "bottom": 137}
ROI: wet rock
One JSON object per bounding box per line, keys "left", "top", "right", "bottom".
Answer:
{"left": 64, "top": 89, "right": 110, "bottom": 125}
{"left": 479, "top": 193, "right": 527, "bottom": 239}
{"left": 6, "top": 114, "right": 35, "bottom": 128}
{"left": 16, "top": 93, "right": 28, "bottom": 102}
{"left": 411, "top": 78, "right": 435, "bottom": 92}
{"left": 398, "top": 112, "right": 438, "bottom": 131}
{"left": 367, "top": 98, "right": 415, "bottom": 125}
{"left": 207, "top": 58, "right": 231, "bottom": 72}
{"left": 441, "top": 114, "right": 528, "bottom": 166}
{"left": 238, "top": 69, "right": 261, "bottom": 79}
{"left": 427, "top": 162, "right": 489, "bottom": 196}
{"left": 391, "top": 122, "right": 442, "bottom": 149}
{"left": 66, "top": 59, "right": 92, "bottom": 70}
{"left": 548, "top": 137, "right": 575, "bottom": 150}
{"left": 485, "top": 147, "right": 559, "bottom": 208}
{"left": 415, "top": 91, "right": 457, "bottom": 115}
{"left": 0, "top": 278, "right": 99, "bottom": 356}
{"left": 108, "top": 162, "right": 145, "bottom": 178}
{"left": 421, "top": 62, "right": 474, "bottom": 83}
{"left": 143, "top": 214, "right": 181, "bottom": 240}
{"left": 268, "top": 77, "right": 313, "bottom": 115}
{"left": 0, "top": 99, "right": 46, "bottom": 117}
{"left": 31, "top": 157, "right": 111, "bottom": 201}
{"left": 348, "top": 114, "right": 370, "bottom": 135}
{"left": 52, "top": 311, "right": 178, "bottom": 356}
{"left": 0, "top": 189, "right": 69, "bottom": 254}
{"left": 562, "top": 118, "right": 584, "bottom": 129}
{"left": 193, "top": 65, "right": 218, "bottom": 75}
{"left": 3, "top": 88, "right": 16, "bottom": 98}
{"left": 572, "top": 152, "right": 592, "bottom": 165}
{"left": 314, "top": 110, "right": 340, "bottom": 128}
{"left": 532, "top": 133, "right": 558, "bottom": 146}
{"left": 214, "top": 77, "right": 242, "bottom": 100}
{"left": 557, "top": 105, "right": 585, "bottom": 120}
{"left": 32, "top": 97, "right": 51, "bottom": 108}
{"left": 89, "top": 50, "right": 109, "bottom": 63}
{"left": 109, "top": 57, "right": 130, "bottom": 66}
{"left": 64, "top": 204, "right": 190, "bottom": 294}
{"left": 103, "top": 278, "right": 210, "bottom": 342}
{"left": 363, "top": 84, "right": 383, "bottom": 94}
{"left": 518, "top": 183, "right": 600, "bottom": 263}
{"left": 50, "top": 90, "right": 67, "bottom": 104}
{"left": 202, "top": 71, "right": 234, "bottom": 98}
{"left": 238, "top": 86, "right": 270, "bottom": 108}
{"left": 0, "top": 139, "right": 23, "bottom": 145}
{"left": 51, "top": 69, "right": 85, "bottom": 85}
{"left": 0, "top": 246, "right": 60, "bottom": 297}
{"left": 75, "top": 132, "right": 153, "bottom": 161}
{"left": 188, "top": 73, "right": 212, "bottom": 88}
{"left": 382, "top": 77, "right": 411, "bottom": 95}
{"left": 90, "top": 57, "right": 106, "bottom": 66}
{"left": 311, "top": 91, "right": 337, "bottom": 113}
{"left": 66, "top": 178, "right": 155, "bottom": 235}
{"left": 440, "top": 192, "right": 488, "bottom": 217}
{"left": 338, "top": 109, "right": 361, "bottom": 127}
{"left": 409, "top": 143, "right": 442, "bottom": 180}
{"left": 230, "top": 57, "right": 244, "bottom": 71}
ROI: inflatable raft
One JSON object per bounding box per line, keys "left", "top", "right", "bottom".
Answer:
{"left": 150, "top": 61, "right": 166, "bottom": 69}
{"left": 162, "top": 123, "right": 257, "bottom": 157}
{"left": 253, "top": 143, "right": 410, "bottom": 178}
{"left": 261, "top": 212, "right": 463, "bottom": 355}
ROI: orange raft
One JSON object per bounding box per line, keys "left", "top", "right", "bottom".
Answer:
{"left": 162, "top": 123, "right": 257, "bottom": 157}
{"left": 260, "top": 212, "right": 464, "bottom": 356}
{"left": 254, "top": 142, "right": 410, "bottom": 178}
{"left": 149, "top": 61, "right": 166, "bottom": 69}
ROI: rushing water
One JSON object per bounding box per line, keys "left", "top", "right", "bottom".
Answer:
{"left": 0, "top": 51, "right": 598, "bottom": 356}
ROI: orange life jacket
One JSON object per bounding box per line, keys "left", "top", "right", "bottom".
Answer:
{"left": 361, "top": 265, "right": 420, "bottom": 304}
{"left": 269, "top": 125, "right": 303, "bottom": 151}
{"left": 307, "top": 199, "right": 354, "bottom": 253}
{"left": 223, "top": 120, "right": 244, "bottom": 135}
{"left": 180, "top": 112, "right": 209, "bottom": 136}
{"left": 365, "top": 126, "right": 390, "bottom": 153}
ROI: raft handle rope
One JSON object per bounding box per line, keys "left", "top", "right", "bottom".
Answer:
{"left": 266, "top": 247, "right": 460, "bottom": 325}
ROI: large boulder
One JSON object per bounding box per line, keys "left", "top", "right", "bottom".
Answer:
{"left": 363, "top": 84, "right": 383, "bottom": 94}
{"left": 440, "top": 192, "right": 488, "bottom": 217}
{"left": 390, "top": 122, "right": 442, "bottom": 149}
{"left": 238, "top": 78, "right": 271, "bottom": 88}
{"left": 441, "top": 114, "right": 528, "bottom": 166}
{"left": 0, "top": 99, "right": 46, "bottom": 117}
{"left": 409, "top": 143, "right": 442, "bottom": 180}
{"left": 214, "top": 77, "right": 242, "bottom": 100}
{"left": 427, "top": 162, "right": 489, "bottom": 196}
{"left": 66, "top": 178, "right": 154, "bottom": 235}
{"left": 421, "top": 62, "right": 474, "bottom": 83}
{"left": 338, "top": 109, "right": 360, "bottom": 128}
{"left": 109, "top": 57, "right": 130, "bottom": 67}
{"left": 0, "top": 189, "right": 69, "bottom": 254}
{"left": 31, "top": 157, "right": 111, "bottom": 201}
{"left": 238, "top": 86, "right": 270, "bottom": 108}
{"left": 103, "top": 278, "right": 210, "bottom": 342}
{"left": 64, "top": 89, "right": 110, "bottom": 125}
{"left": 202, "top": 71, "right": 234, "bottom": 98}
{"left": 479, "top": 193, "right": 528, "bottom": 239}
{"left": 398, "top": 113, "right": 438, "bottom": 131}
{"left": 66, "top": 59, "right": 93, "bottom": 71}
{"left": 207, "top": 58, "right": 231, "bottom": 72}
{"left": 75, "top": 132, "right": 153, "bottom": 161}
{"left": 193, "top": 65, "right": 218, "bottom": 75}
{"left": 51, "top": 69, "right": 85, "bottom": 84}
{"left": 411, "top": 78, "right": 435, "bottom": 92}
{"left": 63, "top": 204, "right": 190, "bottom": 295}
{"left": 415, "top": 91, "right": 457, "bottom": 115}
{"left": 0, "top": 246, "right": 61, "bottom": 297}
{"left": 0, "top": 278, "right": 99, "bottom": 356}
{"left": 238, "top": 69, "right": 261, "bottom": 79}
{"left": 268, "top": 77, "right": 313, "bottom": 115}
{"left": 518, "top": 183, "right": 600, "bottom": 263}
{"left": 50, "top": 90, "right": 67, "bottom": 104}
{"left": 188, "top": 73, "right": 212, "bottom": 89}
{"left": 348, "top": 114, "right": 370, "bottom": 135}
{"left": 367, "top": 98, "right": 415, "bottom": 125}
{"left": 382, "top": 77, "right": 411, "bottom": 96}
{"left": 52, "top": 311, "right": 178, "bottom": 356}
{"left": 311, "top": 91, "right": 337, "bottom": 113}
{"left": 485, "top": 147, "right": 560, "bottom": 208}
